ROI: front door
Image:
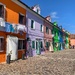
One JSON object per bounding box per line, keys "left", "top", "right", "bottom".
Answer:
{"left": 7, "top": 36, "right": 18, "bottom": 60}
{"left": 36, "top": 40, "right": 41, "bottom": 55}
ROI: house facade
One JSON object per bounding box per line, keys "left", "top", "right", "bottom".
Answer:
{"left": 52, "top": 22, "right": 59, "bottom": 51}
{"left": 44, "top": 16, "right": 53, "bottom": 52}
{"left": 70, "top": 34, "right": 75, "bottom": 48}
{"left": 0, "top": 0, "right": 26, "bottom": 63}
{"left": 59, "top": 29, "right": 63, "bottom": 50}
{"left": 26, "top": 5, "right": 44, "bottom": 56}
{"left": 65, "top": 32, "right": 70, "bottom": 49}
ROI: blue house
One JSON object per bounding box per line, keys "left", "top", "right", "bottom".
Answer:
{"left": 59, "top": 29, "right": 63, "bottom": 50}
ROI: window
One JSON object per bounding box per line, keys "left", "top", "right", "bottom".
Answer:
{"left": 46, "top": 42, "right": 50, "bottom": 49}
{"left": 19, "top": 13, "right": 26, "bottom": 25}
{"left": 40, "top": 25, "right": 43, "bottom": 32}
{"left": 46, "top": 27, "right": 49, "bottom": 34}
{"left": 32, "top": 41, "right": 35, "bottom": 49}
{"left": 31, "top": 20, "right": 35, "bottom": 29}
{"left": 0, "top": 38, "right": 4, "bottom": 51}
{"left": 18, "top": 39, "right": 25, "bottom": 50}
{"left": 40, "top": 41, "right": 43, "bottom": 48}
{"left": 37, "top": 9, "right": 39, "bottom": 13}
{"left": 0, "top": 5, "right": 4, "bottom": 18}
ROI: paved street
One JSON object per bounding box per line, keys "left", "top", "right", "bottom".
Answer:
{"left": 0, "top": 49, "right": 75, "bottom": 75}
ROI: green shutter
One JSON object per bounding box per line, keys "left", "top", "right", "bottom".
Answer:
{"left": 32, "top": 41, "right": 35, "bottom": 49}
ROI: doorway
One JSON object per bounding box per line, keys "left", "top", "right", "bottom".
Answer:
{"left": 36, "top": 40, "right": 41, "bottom": 55}
{"left": 7, "top": 36, "right": 18, "bottom": 60}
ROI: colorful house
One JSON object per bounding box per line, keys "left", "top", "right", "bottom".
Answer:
{"left": 59, "top": 28, "right": 63, "bottom": 50}
{"left": 44, "top": 16, "right": 53, "bottom": 52}
{"left": 0, "top": 0, "right": 26, "bottom": 63}
{"left": 52, "top": 22, "right": 59, "bottom": 51}
{"left": 65, "top": 31, "right": 70, "bottom": 49}
{"left": 26, "top": 5, "right": 45, "bottom": 56}
{"left": 62, "top": 29, "right": 70, "bottom": 49}
{"left": 70, "top": 34, "right": 75, "bottom": 48}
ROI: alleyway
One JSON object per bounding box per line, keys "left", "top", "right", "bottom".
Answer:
{"left": 0, "top": 49, "right": 75, "bottom": 75}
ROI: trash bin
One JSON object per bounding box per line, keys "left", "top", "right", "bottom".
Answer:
{"left": 22, "top": 54, "right": 25, "bottom": 60}
{"left": 7, "top": 55, "right": 11, "bottom": 64}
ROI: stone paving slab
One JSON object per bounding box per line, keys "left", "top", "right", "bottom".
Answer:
{"left": 0, "top": 49, "right": 75, "bottom": 75}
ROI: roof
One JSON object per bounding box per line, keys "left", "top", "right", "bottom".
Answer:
{"left": 17, "top": 0, "right": 70, "bottom": 34}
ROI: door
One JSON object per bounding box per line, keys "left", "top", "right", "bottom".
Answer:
{"left": 7, "top": 36, "right": 18, "bottom": 60}
{"left": 36, "top": 40, "right": 41, "bottom": 55}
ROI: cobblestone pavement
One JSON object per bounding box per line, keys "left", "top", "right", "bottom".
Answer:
{"left": 0, "top": 49, "right": 75, "bottom": 75}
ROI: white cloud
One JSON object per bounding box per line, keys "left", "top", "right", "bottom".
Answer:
{"left": 50, "top": 12, "right": 59, "bottom": 19}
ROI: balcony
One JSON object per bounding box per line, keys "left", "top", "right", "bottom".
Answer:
{"left": 0, "top": 18, "right": 27, "bottom": 34}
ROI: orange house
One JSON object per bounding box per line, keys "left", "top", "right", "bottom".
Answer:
{"left": 0, "top": 0, "right": 26, "bottom": 63}
{"left": 70, "top": 34, "right": 75, "bottom": 48}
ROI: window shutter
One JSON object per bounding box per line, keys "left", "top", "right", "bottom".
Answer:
{"left": 33, "top": 21, "right": 35, "bottom": 29}
{"left": 32, "top": 41, "right": 35, "bottom": 49}
{"left": 42, "top": 25, "right": 43, "bottom": 32}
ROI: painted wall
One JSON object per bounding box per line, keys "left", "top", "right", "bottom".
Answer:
{"left": 26, "top": 10, "right": 44, "bottom": 56}
{"left": 0, "top": 0, "right": 26, "bottom": 63}
{"left": 70, "top": 39, "right": 75, "bottom": 46}
{"left": 44, "top": 21, "right": 53, "bottom": 51}
{"left": 44, "top": 21, "right": 52, "bottom": 41}
{"left": 52, "top": 26, "right": 59, "bottom": 51}
{"left": 65, "top": 34, "right": 69, "bottom": 49}
{"left": 59, "top": 31, "right": 63, "bottom": 50}
{"left": 0, "top": 0, "right": 26, "bottom": 24}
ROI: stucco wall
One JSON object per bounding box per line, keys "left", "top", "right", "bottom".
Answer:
{"left": 0, "top": 0, "right": 26, "bottom": 24}
{"left": 26, "top": 11, "right": 44, "bottom": 56}
{"left": 70, "top": 39, "right": 75, "bottom": 46}
{"left": 0, "top": 0, "right": 26, "bottom": 63}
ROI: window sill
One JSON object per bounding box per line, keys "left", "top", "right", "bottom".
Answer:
{"left": 18, "top": 49, "right": 25, "bottom": 51}
{"left": 31, "top": 28, "right": 35, "bottom": 30}
{"left": 18, "top": 23, "right": 25, "bottom": 25}
{"left": 40, "top": 31, "right": 43, "bottom": 33}
{"left": 32, "top": 48, "right": 35, "bottom": 49}
{"left": 0, "top": 50, "right": 4, "bottom": 52}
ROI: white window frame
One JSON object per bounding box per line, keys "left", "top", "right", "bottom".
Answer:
{"left": 18, "top": 39, "right": 25, "bottom": 50}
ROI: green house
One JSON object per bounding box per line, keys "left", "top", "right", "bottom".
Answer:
{"left": 65, "top": 32, "right": 69, "bottom": 49}
{"left": 52, "top": 22, "right": 60, "bottom": 52}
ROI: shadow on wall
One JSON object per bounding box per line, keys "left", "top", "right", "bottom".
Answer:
{"left": 5, "top": 9, "right": 7, "bottom": 21}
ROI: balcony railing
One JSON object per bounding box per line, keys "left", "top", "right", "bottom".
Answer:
{"left": 0, "top": 18, "right": 27, "bottom": 34}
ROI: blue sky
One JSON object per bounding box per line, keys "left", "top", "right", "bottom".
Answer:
{"left": 22, "top": 0, "right": 75, "bottom": 34}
